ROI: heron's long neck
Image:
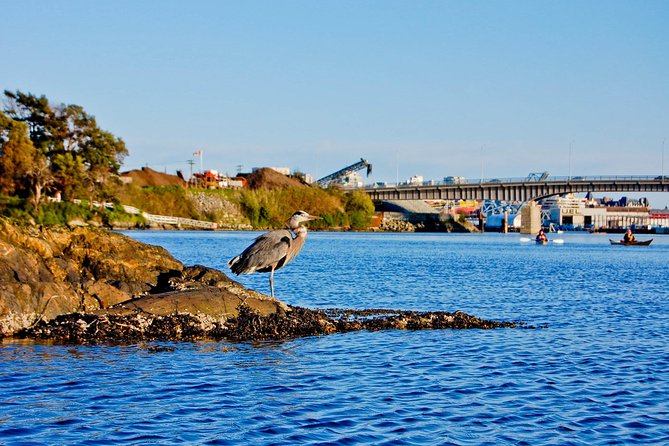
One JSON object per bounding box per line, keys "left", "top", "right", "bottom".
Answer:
{"left": 291, "top": 225, "right": 307, "bottom": 239}
{"left": 288, "top": 218, "right": 306, "bottom": 233}
{"left": 284, "top": 226, "right": 307, "bottom": 264}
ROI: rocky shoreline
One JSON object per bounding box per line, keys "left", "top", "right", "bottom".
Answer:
{"left": 1, "top": 218, "right": 520, "bottom": 344}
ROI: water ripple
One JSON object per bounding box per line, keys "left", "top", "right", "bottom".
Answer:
{"left": 3, "top": 232, "right": 669, "bottom": 444}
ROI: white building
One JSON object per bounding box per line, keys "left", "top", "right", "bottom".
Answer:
{"left": 541, "top": 194, "right": 659, "bottom": 229}
{"left": 337, "top": 172, "right": 365, "bottom": 188}
{"left": 407, "top": 175, "right": 424, "bottom": 185}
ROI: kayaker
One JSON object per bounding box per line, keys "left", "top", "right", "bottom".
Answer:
{"left": 536, "top": 229, "right": 549, "bottom": 242}
{"left": 623, "top": 229, "right": 635, "bottom": 243}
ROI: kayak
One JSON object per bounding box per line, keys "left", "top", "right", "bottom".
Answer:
{"left": 609, "top": 239, "right": 653, "bottom": 246}
{"left": 520, "top": 238, "right": 564, "bottom": 244}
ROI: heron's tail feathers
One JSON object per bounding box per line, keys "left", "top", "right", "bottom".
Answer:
{"left": 228, "top": 255, "right": 242, "bottom": 275}
{"left": 228, "top": 255, "right": 255, "bottom": 275}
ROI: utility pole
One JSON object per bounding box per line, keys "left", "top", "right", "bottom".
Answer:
{"left": 395, "top": 152, "right": 399, "bottom": 185}
{"left": 662, "top": 138, "right": 666, "bottom": 182}
{"left": 568, "top": 141, "right": 573, "bottom": 181}
{"left": 187, "top": 159, "right": 195, "bottom": 187}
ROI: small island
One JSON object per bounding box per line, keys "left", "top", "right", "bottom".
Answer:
{"left": 1, "top": 91, "right": 507, "bottom": 343}
{"left": 0, "top": 218, "right": 518, "bottom": 344}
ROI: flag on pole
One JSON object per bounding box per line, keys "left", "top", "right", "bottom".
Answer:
{"left": 193, "top": 150, "right": 203, "bottom": 173}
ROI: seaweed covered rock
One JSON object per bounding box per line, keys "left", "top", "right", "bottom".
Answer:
{"left": 22, "top": 305, "right": 519, "bottom": 344}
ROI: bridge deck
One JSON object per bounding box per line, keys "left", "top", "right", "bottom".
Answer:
{"left": 365, "top": 176, "right": 669, "bottom": 202}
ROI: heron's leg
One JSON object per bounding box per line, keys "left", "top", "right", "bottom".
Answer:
{"left": 269, "top": 267, "right": 275, "bottom": 298}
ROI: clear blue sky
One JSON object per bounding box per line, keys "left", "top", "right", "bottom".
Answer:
{"left": 2, "top": 0, "right": 668, "bottom": 205}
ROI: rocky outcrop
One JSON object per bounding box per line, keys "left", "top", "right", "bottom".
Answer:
{"left": 0, "top": 219, "right": 277, "bottom": 336}
{"left": 1, "top": 218, "right": 520, "bottom": 343}
{"left": 187, "top": 191, "right": 253, "bottom": 230}
{"left": 379, "top": 219, "right": 416, "bottom": 232}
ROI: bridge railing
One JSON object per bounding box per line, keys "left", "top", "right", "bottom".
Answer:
{"left": 365, "top": 175, "right": 665, "bottom": 189}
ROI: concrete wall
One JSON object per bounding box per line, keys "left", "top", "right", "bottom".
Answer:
{"left": 521, "top": 202, "right": 541, "bottom": 234}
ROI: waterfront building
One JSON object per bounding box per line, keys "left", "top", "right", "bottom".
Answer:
{"left": 541, "top": 194, "right": 606, "bottom": 228}
{"left": 649, "top": 209, "right": 669, "bottom": 231}
{"left": 540, "top": 193, "right": 668, "bottom": 230}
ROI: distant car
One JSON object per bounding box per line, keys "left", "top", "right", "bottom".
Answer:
{"left": 489, "top": 178, "right": 501, "bottom": 183}
{"left": 571, "top": 176, "right": 584, "bottom": 180}
{"left": 655, "top": 176, "right": 669, "bottom": 180}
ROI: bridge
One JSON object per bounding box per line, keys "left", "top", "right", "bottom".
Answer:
{"left": 364, "top": 175, "right": 669, "bottom": 202}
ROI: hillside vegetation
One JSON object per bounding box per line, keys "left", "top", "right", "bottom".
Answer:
{"left": 116, "top": 181, "right": 374, "bottom": 231}
{"left": 0, "top": 90, "right": 374, "bottom": 229}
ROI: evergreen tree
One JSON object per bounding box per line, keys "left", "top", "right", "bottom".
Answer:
{"left": 2, "top": 90, "right": 128, "bottom": 204}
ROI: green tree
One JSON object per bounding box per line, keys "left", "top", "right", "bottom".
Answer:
{"left": 0, "top": 112, "right": 38, "bottom": 198}
{"left": 79, "top": 125, "right": 127, "bottom": 173}
{"left": 51, "top": 152, "right": 86, "bottom": 200}
{"left": 344, "top": 189, "right": 375, "bottom": 229}
{"left": 2, "top": 90, "right": 54, "bottom": 153}
{"left": 3, "top": 90, "right": 128, "bottom": 203}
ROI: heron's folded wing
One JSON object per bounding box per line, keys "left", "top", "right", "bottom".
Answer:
{"left": 241, "top": 229, "right": 292, "bottom": 272}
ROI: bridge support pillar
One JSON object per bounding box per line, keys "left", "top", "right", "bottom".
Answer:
{"left": 521, "top": 201, "right": 541, "bottom": 234}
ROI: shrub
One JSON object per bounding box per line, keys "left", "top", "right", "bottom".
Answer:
{"left": 344, "top": 190, "right": 375, "bottom": 230}
{"left": 34, "top": 202, "right": 94, "bottom": 225}
{"left": 102, "top": 204, "right": 146, "bottom": 226}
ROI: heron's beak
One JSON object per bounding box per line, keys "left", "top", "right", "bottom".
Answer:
{"left": 307, "top": 214, "right": 321, "bottom": 221}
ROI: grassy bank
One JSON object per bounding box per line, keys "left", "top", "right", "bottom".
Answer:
{"left": 122, "top": 185, "right": 375, "bottom": 230}
{"left": 1, "top": 184, "right": 376, "bottom": 230}
{"left": 236, "top": 187, "right": 374, "bottom": 230}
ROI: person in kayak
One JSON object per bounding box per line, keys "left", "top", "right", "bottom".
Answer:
{"left": 536, "top": 229, "right": 549, "bottom": 242}
{"left": 623, "top": 229, "right": 635, "bottom": 243}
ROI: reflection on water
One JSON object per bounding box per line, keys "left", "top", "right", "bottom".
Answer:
{"left": 2, "top": 232, "right": 669, "bottom": 445}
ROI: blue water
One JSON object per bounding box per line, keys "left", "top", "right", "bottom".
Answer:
{"left": 2, "top": 231, "right": 669, "bottom": 445}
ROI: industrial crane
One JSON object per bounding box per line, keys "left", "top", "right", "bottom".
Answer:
{"left": 316, "top": 158, "right": 372, "bottom": 187}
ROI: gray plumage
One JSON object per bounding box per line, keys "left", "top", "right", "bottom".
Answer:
{"left": 228, "top": 210, "right": 319, "bottom": 298}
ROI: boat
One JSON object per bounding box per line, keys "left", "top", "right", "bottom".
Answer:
{"left": 609, "top": 239, "right": 653, "bottom": 246}
{"left": 536, "top": 240, "right": 549, "bottom": 245}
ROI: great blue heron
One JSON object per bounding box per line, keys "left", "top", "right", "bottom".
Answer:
{"left": 227, "top": 210, "right": 320, "bottom": 298}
